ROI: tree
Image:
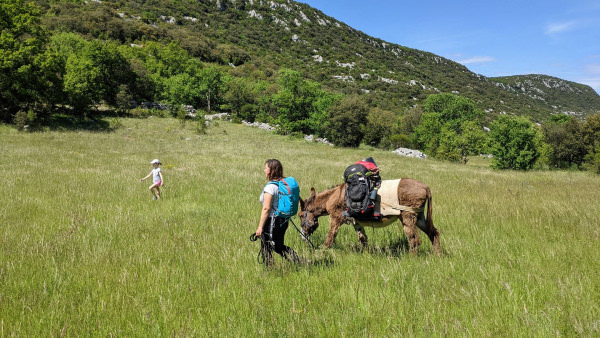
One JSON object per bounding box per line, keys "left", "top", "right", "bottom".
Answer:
{"left": 63, "top": 40, "right": 132, "bottom": 111}
{"left": 324, "top": 95, "right": 368, "bottom": 147}
{"left": 582, "top": 114, "right": 600, "bottom": 173}
{"left": 0, "top": 0, "right": 59, "bottom": 120}
{"left": 488, "top": 115, "right": 542, "bottom": 170}
{"left": 198, "top": 65, "right": 225, "bottom": 113}
{"left": 459, "top": 120, "right": 488, "bottom": 160}
{"left": 413, "top": 112, "right": 442, "bottom": 154}
{"left": 414, "top": 93, "right": 486, "bottom": 162}
{"left": 270, "top": 68, "right": 336, "bottom": 135}
{"left": 222, "top": 77, "right": 258, "bottom": 120}
{"left": 363, "top": 108, "right": 397, "bottom": 147}
{"left": 163, "top": 73, "right": 202, "bottom": 107}
{"left": 143, "top": 41, "right": 192, "bottom": 78}
{"left": 435, "top": 126, "right": 461, "bottom": 161}
{"left": 271, "top": 69, "right": 311, "bottom": 134}
{"left": 63, "top": 53, "right": 101, "bottom": 111}
{"left": 90, "top": 40, "right": 133, "bottom": 106}
{"left": 424, "top": 93, "right": 482, "bottom": 128}
{"left": 542, "top": 116, "right": 587, "bottom": 169}
{"left": 399, "top": 105, "right": 423, "bottom": 135}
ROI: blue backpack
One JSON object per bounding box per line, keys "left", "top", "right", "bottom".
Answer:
{"left": 268, "top": 177, "right": 300, "bottom": 219}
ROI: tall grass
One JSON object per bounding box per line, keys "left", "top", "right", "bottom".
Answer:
{"left": 1, "top": 118, "right": 599, "bottom": 336}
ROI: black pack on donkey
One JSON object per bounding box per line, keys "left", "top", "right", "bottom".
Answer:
{"left": 342, "top": 157, "right": 382, "bottom": 220}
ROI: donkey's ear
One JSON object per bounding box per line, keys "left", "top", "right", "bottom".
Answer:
{"left": 299, "top": 198, "right": 305, "bottom": 211}
{"left": 310, "top": 187, "right": 316, "bottom": 198}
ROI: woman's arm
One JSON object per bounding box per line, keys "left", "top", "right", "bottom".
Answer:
{"left": 255, "top": 193, "right": 272, "bottom": 237}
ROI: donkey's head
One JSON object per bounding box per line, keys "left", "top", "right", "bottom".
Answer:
{"left": 299, "top": 187, "right": 321, "bottom": 237}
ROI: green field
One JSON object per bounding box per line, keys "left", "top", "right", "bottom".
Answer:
{"left": 1, "top": 117, "right": 599, "bottom": 336}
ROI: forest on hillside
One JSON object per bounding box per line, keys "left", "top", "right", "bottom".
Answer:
{"left": 2, "top": 0, "right": 600, "bottom": 172}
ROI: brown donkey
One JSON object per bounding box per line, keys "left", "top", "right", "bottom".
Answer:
{"left": 299, "top": 178, "right": 441, "bottom": 254}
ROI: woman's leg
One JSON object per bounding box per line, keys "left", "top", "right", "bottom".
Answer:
{"left": 261, "top": 217, "right": 275, "bottom": 265}
{"left": 271, "top": 218, "right": 300, "bottom": 263}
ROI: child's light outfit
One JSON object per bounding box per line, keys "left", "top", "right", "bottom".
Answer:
{"left": 152, "top": 167, "right": 162, "bottom": 185}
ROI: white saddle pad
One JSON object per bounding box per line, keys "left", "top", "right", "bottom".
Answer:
{"left": 375, "top": 179, "right": 402, "bottom": 216}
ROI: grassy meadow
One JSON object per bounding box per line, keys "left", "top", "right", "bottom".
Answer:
{"left": 1, "top": 117, "right": 599, "bottom": 336}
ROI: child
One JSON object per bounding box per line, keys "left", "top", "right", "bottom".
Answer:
{"left": 140, "top": 159, "right": 164, "bottom": 199}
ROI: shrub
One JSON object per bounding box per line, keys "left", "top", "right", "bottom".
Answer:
{"left": 324, "top": 95, "right": 368, "bottom": 147}
{"left": 13, "top": 110, "right": 35, "bottom": 131}
{"left": 488, "top": 115, "right": 542, "bottom": 170}
{"left": 196, "top": 116, "right": 207, "bottom": 135}
{"left": 382, "top": 133, "right": 413, "bottom": 150}
{"left": 362, "top": 108, "right": 397, "bottom": 147}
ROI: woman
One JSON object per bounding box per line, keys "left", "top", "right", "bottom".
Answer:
{"left": 255, "top": 159, "right": 299, "bottom": 265}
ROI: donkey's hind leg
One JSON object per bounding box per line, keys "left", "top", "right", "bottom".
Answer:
{"left": 416, "top": 212, "right": 441, "bottom": 254}
{"left": 401, "top": 212, "right": 421, "bottom": 254}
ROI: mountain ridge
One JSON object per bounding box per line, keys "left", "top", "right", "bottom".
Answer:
{"left": 39, "top": 0, "right": 600, "bottom": 120}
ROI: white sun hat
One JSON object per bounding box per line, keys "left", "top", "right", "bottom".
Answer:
{"left": 150, "top": 159, "right": 161, "bottom": 164}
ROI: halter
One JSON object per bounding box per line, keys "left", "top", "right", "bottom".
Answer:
{"left": 301, "top": 208, "right": 319, "bottom": 235}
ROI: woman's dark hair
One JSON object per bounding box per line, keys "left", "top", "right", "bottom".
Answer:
{"left": 265, "top": 159, "right": 283, "bottom": 181}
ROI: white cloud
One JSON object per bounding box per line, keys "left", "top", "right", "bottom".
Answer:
{"left": 457, "top": 56, "right": 496, "bottom": 65}
{"left": 545, "top": 21, "right": 576, "bottom": 34}
{"left": 586, "top": 63, "right": 600, "bottom": 73}
{"left": 581, "top": 63, "right": 600, "bottom": 94}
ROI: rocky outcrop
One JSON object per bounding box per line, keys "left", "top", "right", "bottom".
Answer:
{"left": 393, "top": 148, "right": 427, "bottom": 159}
{"left": 242, "top": 120, "right": 276, "bottom": 131}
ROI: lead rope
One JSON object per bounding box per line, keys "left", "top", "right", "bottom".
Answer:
{"left": 249, "top": 217, "right": 277, "bottom": 265}
{"left": 249, "top": 233, "right": 268, "bottom": 264}
{"left": 250, "top": 216, "right": 315, "bottom": 265}
{"left": 289, "top": 217, "right": 315, "bottom": 250}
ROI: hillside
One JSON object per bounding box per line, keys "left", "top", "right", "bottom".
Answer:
{"left": 491, "top": 74, "right": 600, "bottom": 118}
{"left": 36, "top": 0, "right": 600, "bottom": 121}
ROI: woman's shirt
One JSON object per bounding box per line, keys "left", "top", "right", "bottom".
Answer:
{"left": 152, "top": 167, "right": 162, "bottom": 183}
{"left": 260, "top": 183, "right": 279, "bottom": 217}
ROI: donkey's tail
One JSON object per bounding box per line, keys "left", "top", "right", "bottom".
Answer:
{"left": 426, "top": 186, "right": 433, "bottom": 228}
{"left": 426, "top": 185, "right": 441, "bottom": 253}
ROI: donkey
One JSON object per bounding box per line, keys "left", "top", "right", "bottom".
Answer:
{"left": 299, "top": 178, "right": 441, "bottom": 254}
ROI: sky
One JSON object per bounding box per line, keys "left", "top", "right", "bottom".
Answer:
{"left": 299, "top": 0, "right": 600, "bottom": 94}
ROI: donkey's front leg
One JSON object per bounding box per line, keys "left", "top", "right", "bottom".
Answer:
{"left": 323, "top": 217, "right": 344, "bottom": 248}
{"left": 351, "top": 220, "right": 368, "bottom": 248}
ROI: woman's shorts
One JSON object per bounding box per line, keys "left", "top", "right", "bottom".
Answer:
{"left": 152, "top": 181, "right": 163, "bottom": 186}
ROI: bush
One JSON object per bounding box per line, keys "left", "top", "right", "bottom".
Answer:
{"left": 542, "top": 116, "right": 587, "bottom": 169}
{"left": 324, "top": 95, "right": 368, "bottom": 147}
{"left": 435, "top": 126, "right": 461, "bottom": 162}
{"left": 362, "top": 108, "right": 397, "bottom": 147}
{"left": 414, "top": 93, "right": 486, "bottom": 161}
{"left": 382, "top": 133, "right": 413, "bottom": 150}
{"left": 586, "top": 145, "right": 600, "bottom": 174}
{"left": 488, "top": 115, "right": 542, "bottom": 170}
{"left": 196, "top": 116, "right": 207, "bottom": 135}
{"left": 13, "top": 110, "right": 38, "bottom": 131}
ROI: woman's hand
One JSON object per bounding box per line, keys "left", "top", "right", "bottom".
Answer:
{"left": 255, "top": 227, "right": 263, "bottom": 237}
